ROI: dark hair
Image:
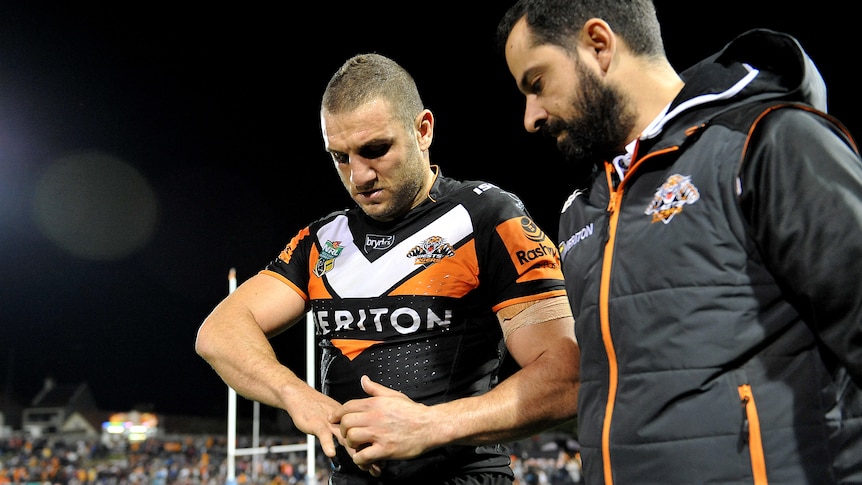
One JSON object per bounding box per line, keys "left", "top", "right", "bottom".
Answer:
{"left": 321, "top": 53, "right": 424, "bottom": 132}
{"left": 496, "top": 0, "right": 666, "bottom": 59}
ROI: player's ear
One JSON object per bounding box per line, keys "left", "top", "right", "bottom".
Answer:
{"left": 416, "top": 109, "right": 434, "bottom": 151}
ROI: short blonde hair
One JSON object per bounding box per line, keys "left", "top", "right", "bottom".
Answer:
{"left": 321, "top": 53, "right": 424, "bottom": 132}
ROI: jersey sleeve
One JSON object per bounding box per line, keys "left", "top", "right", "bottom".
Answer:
{"left": 470, "top": 183, "right": 567, "bottom": 313}
{"left": 260, "top": 225, "right": 315, "bottom": 300}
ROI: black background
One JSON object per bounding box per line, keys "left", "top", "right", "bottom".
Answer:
{"left": 0, "top": 2, "right": 857, "bottom": 418}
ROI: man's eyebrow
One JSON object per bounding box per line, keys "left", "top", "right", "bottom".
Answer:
{"left": 519, "top": 66, "right": 540, "bottom": 93}
{"left": 356, "top": 137, "right": 394, "bottom": 151}
{"left": 327, "top": 136, "right": 391, "bottom": 154}
{"left": 362, "top": 136, "right": 394, "bottom": 146}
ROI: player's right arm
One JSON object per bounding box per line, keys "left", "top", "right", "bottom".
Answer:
{"left": 194, "top": 273, "right": 342, "bottom": 458}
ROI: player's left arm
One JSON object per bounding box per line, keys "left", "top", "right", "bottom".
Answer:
{"left": 331, "top": 295, "right": 579, "bottom": 469}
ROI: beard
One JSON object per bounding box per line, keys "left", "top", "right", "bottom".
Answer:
{"left": 544, "top": 60, "right": 637, "bottom": 186}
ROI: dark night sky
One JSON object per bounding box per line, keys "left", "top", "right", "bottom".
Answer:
{"left": 0, "top": 2, "right": 858, "bottom": 420}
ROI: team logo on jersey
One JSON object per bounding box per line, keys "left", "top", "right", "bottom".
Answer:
{"left": 503, "top": 191, "right": 526, "bottom": 211}
{"left": 645, "top": 174, "right": 700, "bottom": 224}
{"left": 313, "top": 240, "right": 345, "bottom": 277}
{"left": 406, "top": 235, "right": 455, "bottom": 265}
{"left": 364, "top": 234, "right": 395, "bottom": 253}
{"left": 519, "top": 216, "right": 545, "bottom": 242}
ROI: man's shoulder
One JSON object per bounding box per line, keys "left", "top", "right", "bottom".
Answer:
{"left": 708, "top": 100, "right": 825, "bottom": 134}
{"left": 437, "top": 176, "right": 527, "bottom": 212}
{"left": 303, "top": 207, "right": 355, "bottom": 231}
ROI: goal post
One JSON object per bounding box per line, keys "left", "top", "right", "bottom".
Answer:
{"left": 225, "top": 268, "right": 318, "bottom": 484}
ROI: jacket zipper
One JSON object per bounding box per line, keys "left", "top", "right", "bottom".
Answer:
{"left": 738, "top": 384, "right": 768, "bottom": 484}
{"left": 598, "top": 143, "right": 679, "bottom": 485}
{"left": 600, "top": 162, "right": 622, "bottom": 485}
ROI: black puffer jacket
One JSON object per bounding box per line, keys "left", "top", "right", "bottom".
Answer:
{"left": 559, "top": 29, "right": 862, "bottom": 484}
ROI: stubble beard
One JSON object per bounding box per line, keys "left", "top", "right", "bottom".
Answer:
{"left": 364, "top": 151, "right": 427, "bottom": 222}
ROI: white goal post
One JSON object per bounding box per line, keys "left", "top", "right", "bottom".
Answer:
{"left": 226, "top": 268, "right": 318, "bottom": 485}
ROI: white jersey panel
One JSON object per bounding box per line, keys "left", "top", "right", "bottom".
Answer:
{"left": 317, "top": 205, "right": 473, "bottom": 298}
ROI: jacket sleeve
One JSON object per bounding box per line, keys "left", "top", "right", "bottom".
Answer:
{"left": 737, "top": 107, "right": 862, "bottom": 386}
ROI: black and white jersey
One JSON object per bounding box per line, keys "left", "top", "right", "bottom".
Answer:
{"left": 262, "top": 171, "right": 566, "bottom": 481}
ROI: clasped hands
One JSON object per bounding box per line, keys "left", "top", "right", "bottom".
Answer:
{"left": 329, "top": 374, "right": 438, "bottom": 478}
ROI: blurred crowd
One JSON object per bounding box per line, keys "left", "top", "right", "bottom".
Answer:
{"left": 0, "top": 433, "right": 581, "bottom": 484}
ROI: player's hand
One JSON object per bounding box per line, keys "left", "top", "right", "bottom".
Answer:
{"left": 288, "top": 390, "right": 343, "bottom": 459}
{"left": 331, "top": 375, "right": 436, "bottom": 471}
